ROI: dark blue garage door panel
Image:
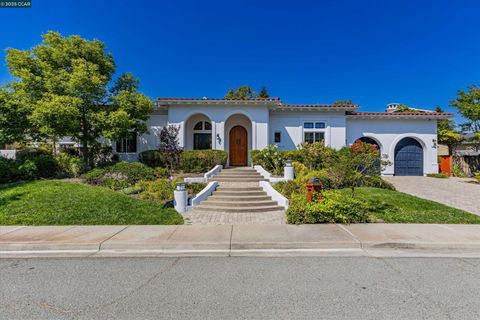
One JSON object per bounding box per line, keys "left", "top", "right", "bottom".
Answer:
{"left": 394, "top": 138, "right": 423, "bottom": 176}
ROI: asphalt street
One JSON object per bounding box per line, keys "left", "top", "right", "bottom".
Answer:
{"left": 1, "top": 256, "right": 479, "bottom": 319}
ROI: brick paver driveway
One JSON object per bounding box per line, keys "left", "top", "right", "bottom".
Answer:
{"left": 384, "top": 176, "right": 480, "bottom": 216}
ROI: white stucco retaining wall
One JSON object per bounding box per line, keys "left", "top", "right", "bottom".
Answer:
{"left": 346, "top": 118, "right": 439, "bottom": 175}
{"left": 0, "top": 150, "right": 16, "bottom": 159}
{"left": 259, "top": 181, "right": 289, "bottom": 209}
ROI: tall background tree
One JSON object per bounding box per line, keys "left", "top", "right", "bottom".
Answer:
{"left": 259, "top": 86, "right": 269, "bottom": 98}
{"left": 1, "top": 31, "right": 153, "bottom": 166}
{"left": 450, "top": 84, "right": 480, "bottom": 142}
{"left": 435, "top": 106, "right": 461, "bottom": 154}
{"left": 224, "top": 85, "right": 270, "bottom": 99}
{"left": 333, "top": 100, "right": 354, "bottom": 105}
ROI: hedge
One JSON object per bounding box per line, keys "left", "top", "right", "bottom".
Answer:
{"left": 138, "top": 149, "right": 228, "bottom": 173}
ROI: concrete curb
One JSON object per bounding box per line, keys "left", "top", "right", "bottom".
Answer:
{"left": 1, "top": 224, "right": 480, "bottom": 258}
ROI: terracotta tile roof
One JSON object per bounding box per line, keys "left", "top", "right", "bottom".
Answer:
{"left": 281, "top": 103, "right": 358, "bottom": 108}
{"left": 156, "top": 97, "right": 280, "bottom": 101}
{"left": 347, "top": 111, "right": 453, "bottom": 117}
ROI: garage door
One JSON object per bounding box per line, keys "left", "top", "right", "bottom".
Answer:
{"left": 394, "top": 138, "right": 423, "bottom": 176}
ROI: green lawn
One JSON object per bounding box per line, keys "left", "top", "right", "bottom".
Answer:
{"left": 0, "top": 180, "right": 184, "bottom": 225}
{"left": 340, "top": 187, "right": 480, "bottom": 224}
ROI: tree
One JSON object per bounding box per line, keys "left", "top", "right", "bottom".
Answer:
{"left": 435, "top": 106, "right": 461, "bottom": 154}
{"left": 328, "top": 142, "right": 386, "bottom": 196}
{"left": 224, "top": 86, "right": 258, "bottom": 99}
{"left": 0, "top": 85, "right": 33, "bottom": 146}
{"left": 450, "top": 84, "right": 480, "bottom": 141}
{"left": 158, "top": 125, "right": 182, "bottom": 177}
{"left": 259, "top": 86, "right": 269, "bottom": 98}
{"left": 394, "top": 104, "right": 420, "bottom": 113}
{"left": 333, "top": 100, "right": 353, "bottom": 105}
{"left": 2, "top": 31, "right": 153, "bottom": 166}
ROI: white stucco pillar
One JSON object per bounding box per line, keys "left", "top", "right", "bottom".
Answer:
{"left": 216, "top": 122, "right": 225, "bottom": 151}
{"left": 251, "top": 121, "right": 257, "bottom": 150}
{"left": 179, "top": 121, "right": 186, "bottom": 149}
{"left": 211, "top": 120, "right": 217, "bottom": 149}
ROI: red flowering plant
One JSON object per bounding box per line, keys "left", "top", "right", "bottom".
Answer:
{"left": 327, "top": 141, "right": 388, "bottom": 196}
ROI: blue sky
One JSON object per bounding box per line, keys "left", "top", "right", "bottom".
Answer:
{"left": 1, "top": 0, "right": 479, "bottom": 122}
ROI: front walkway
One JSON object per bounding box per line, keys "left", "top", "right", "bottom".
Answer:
{"left": 384, "top": 176, "right": 480, "bottom": 216}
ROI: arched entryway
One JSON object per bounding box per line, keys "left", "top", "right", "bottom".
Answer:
{"left": 394, "top": 137, "right": 424, "bottom": 176}
{"left": 229, "top": 126, "right": 248, "bottom": 166}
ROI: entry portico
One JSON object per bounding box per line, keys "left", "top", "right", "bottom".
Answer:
{"left": 163, "top": 98, "right": 272, "bottom": 166}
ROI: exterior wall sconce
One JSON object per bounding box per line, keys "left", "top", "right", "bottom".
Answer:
{"left": 432, "top": 139, "right": 437, "bottom": 149}
{"left": 216, "top": 134, "right": 222, "bottom": 145}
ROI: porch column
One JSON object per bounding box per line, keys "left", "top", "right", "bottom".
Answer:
{"left": 215, "top": 121, "right": 225, "bottom": 151}
{"left": 251, "top": 121, "right": 257, "bottom": 150}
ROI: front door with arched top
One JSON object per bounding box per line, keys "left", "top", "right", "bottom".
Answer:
{"left": 229, "top": 126, "right": 248, "bottom": 166}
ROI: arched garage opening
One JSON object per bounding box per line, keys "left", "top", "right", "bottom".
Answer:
{"left": 355, "top": 136, "right": 381, "bottom": 173}
{"left": 394, "top": 137, "right": 424, "bottom": 176}
{"left": 355, "top": 137, "right": 380, "bottom": 151}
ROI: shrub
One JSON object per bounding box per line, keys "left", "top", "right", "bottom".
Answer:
{"left": 56, "top": 153, "right": 87, "bottom": 178}
{"left": 154, "top": 167, "right": 170, "bottom": 179}
{"left": 186, "top": 182, "right": 207, "bottom": 197}
{"left": 82, "top": 161, "right": 155, "bottom": 189}
{"left": 280, "top": 150, "right": 305, "bottom": 163}
{"left": 33, "top": 155, "right": 60, "bottom": 178}
{"left": 0, "top": 158, "right": 21, "bottom": 183}
{"left": 91, "top": 145, "right": 116, "bottom": 166}
{"left": 15, "top": 148, "right": 51, "bottom": 162}
{"left": 286, "top": 191, "right": 370, "bottom": 224}
{"left": 250, "top": 145, "right": 284, "bottom": 175}
{"left": 274, "top": 180, "right": 303, "bottom": 199}
{"left": 18, "top": 160, "right": 38, "bottom": 180}
{"left": 299, "top": 142, "right": 337, "bottom": 170}
{"left": 363, "top": 175, "right": 395, "bottom": 190}
{"left": 296, "top": 169, "right": 334, "bottom": 190}
{"left": 179, "top": 150, "right": 228, "bottom": 173}
{"left": 251, "top": 143, "right": 337, "bottom": 175}
{"left": 292, "top": 161, "right": 307, "bottom": 177}
{"left": 427, "top": 173, "right": 449, "bottom": 179}
{"left": 139, "top": 150, "right": 166, "bottom": 168}
{"left": 137, "top": 179, "right": 174, "bottom": 202}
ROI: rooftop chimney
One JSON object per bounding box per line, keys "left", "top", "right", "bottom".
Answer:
{"left": 386, "top": 103, "right": 400, "bottom": 112}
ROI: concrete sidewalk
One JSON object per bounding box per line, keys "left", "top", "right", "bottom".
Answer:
{"left": 1, "top": 224, "right": 480, "bottom": 258}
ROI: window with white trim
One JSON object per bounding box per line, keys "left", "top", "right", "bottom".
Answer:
{"left": 116, "top": 132, "right": 137, "bottom": 153}
{"left": 303, "top": 122, "right": 326, "bottom": 144}
{"left": 193, "top": 121, "right": 212, "bottom": 150}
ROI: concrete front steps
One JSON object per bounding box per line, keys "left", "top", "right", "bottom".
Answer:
{"left": 209, "top": 167, "right": 267, "bottom": 182}
{"left": 192, "top": 167, "right": 285, "bottom": 215}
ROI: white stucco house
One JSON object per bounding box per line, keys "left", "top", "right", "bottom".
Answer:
{"left": 111, "top": 97, "right": 451, "bottom": 176}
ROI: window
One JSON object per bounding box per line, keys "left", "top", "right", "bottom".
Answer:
{"left": 194, "top": 121, "right": 203, "bottom": 130}
{"left": 274, "top": 131, "right": 281, "bottom": 143}
{"left": 193, "top": 121, "right": 212, "bottom": 150}
{"left": 194, "top": 133, "right": 212, "bottom": 150}
{"left": 116, "top": 133, "right": 137, "bottom": 153}
{"left": 303, "top": 121, "right": 326, "bottom": 144}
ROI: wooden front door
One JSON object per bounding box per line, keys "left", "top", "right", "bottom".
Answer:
{"left": 229, "top": 125, "right": 248, "bottom": 166}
